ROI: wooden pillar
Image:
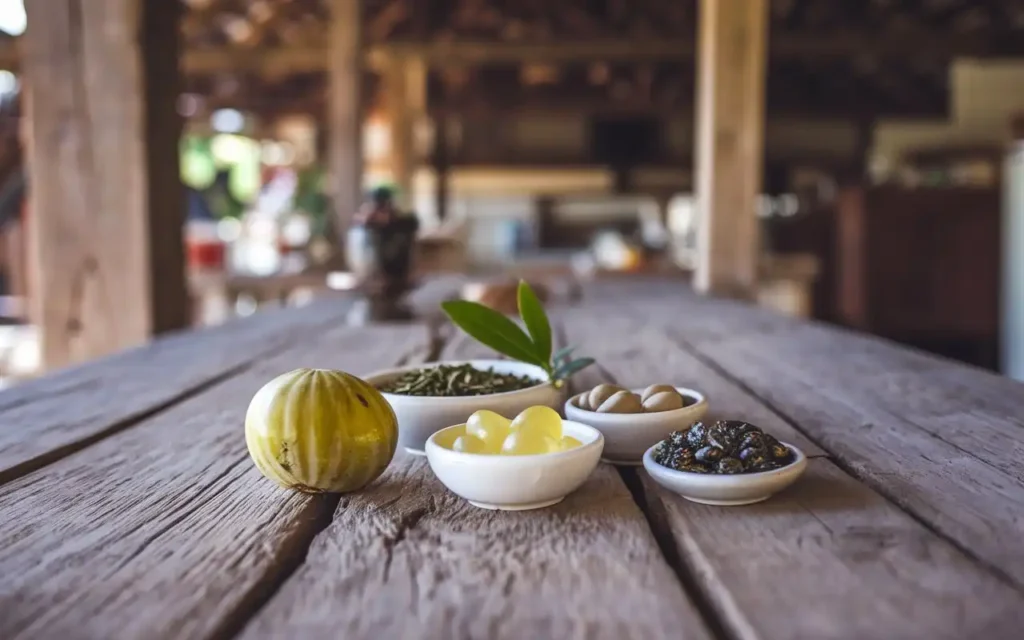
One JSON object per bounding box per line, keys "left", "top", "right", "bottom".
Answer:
{"left": 328, "top": 0, "right": 363, "bottom": 235}
{"left": 693, "top": 0, "right": 769, "bottom": 297}
{"left": 433, "top": 111, "right": 450, "bottom": 221}
{"left": 22, "top": 0, "right": 188, "bottom": 370}
{"left": 852, "top": 115, "right": 876, "bottom": 184}
{"left": 385, "top": 56, "right": 424, "bottom": 210}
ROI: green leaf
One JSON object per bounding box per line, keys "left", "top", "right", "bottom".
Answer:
{"left": 441, "top": 300, "right": 545, "bottom": 367}
{"left": 552, "top": 345, "right": 575, "bottom": 366}
{"left": 552, "top": 357, "right": 595, "bottom": 381}
{"left": 517, "top": 280, "right": 552, "bottom": 365}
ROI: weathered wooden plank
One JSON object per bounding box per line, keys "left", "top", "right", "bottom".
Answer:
{"left": 564, "top": 310, "right": 1024, "bottom": 639}
{"left": 240, "top": 321, "right": 713, "bottom": 640}
{"left": 242, "top": 451, "right": 712, "bottom": 640}
{"left": 0, "top": 299, "right": 352, "bottom": 484}
{"left": 641, "top": 291, "right": 1024, "bottom": 590}
{"left": 643, "top": 458, "right": 1024, "bottom": 640}
{"left": 0, "top": 322, "right": 427, "bottom": 640}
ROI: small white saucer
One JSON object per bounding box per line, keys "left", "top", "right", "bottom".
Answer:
{"left": 642, "top": 442, "right": 807, "bottom": 506}
{"left": 425, "top": 421, "right": 604, "bottom": 511}
{"left": 565, "top": 387, "right": 708, "bottom": 465}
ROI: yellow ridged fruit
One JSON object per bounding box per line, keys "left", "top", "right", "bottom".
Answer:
{"left": 245, "top": 368, "right": 398, "bottom": 493}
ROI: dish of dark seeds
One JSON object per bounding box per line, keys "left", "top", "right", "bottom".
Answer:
{"left": 652, "top": 420, "right": 795, "bottom": 475}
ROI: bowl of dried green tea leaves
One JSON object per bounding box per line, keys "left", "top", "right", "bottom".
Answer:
{"left": 363, "top": 281, "right": 595, "bottom": 455}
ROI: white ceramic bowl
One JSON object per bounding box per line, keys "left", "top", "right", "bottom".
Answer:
{"left": 564, "top": 387, "right": 708, "bottom": 465}
{"left": 363, "top": 360, "right": 564, "bottom": 455}
{"left": 643, "top": 442, "right": 807, "bottom": 506}
{"left": 425, "top": 420, "right": 604, "bottom": 511}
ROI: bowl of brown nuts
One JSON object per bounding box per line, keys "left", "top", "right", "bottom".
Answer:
{"left": 564, "top": 383, "right": 708, "bottom": 465}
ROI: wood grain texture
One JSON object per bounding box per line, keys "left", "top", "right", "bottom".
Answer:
{"left": 647, "top": 291, "right": 1024, "bottom": 589}
{"left": 0, "top": 322, "right": 428, "bottom": 640}
{"left": 564, "top": 310, "right": 1024, "bottom": 640}
{"left": 240, "top": 451, "right": 711, "bottom": 640}
{"left": 0, "top": 299, "right": 352, "bottom": 484}
{"left": 22, "top": 0, "right": 187, "bottom": 370}
{"left": 240, "top": 319, "right": 712, "bottom": 640}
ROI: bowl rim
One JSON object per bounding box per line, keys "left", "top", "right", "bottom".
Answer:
{"left": 363, "top": 359, "right": 556, "bottom": 404}
{"left": 642, "top": 441, "right": 806, "bottom": 483}
{"left": 426, "top": 420, "right": 604, "bottom": 463}
{"left": 566, "top": 386, "right": 708, "bottom": 421}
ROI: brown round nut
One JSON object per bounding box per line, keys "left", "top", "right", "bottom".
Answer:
{"left": 641, "top": 384, "right": 678, "bottom": 403}
{"left": 642, "top": 390, "right": 685, "bottom": 413}
{"left": 596, "top": 390, "right": 644, "bottom": 414}
{"left": 572, "top": 393, "right": 591, "bottom": 410}
{"left": 587, "top": 384, "right": 625, "bottom": 411}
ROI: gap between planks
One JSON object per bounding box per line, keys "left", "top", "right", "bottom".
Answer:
{"left": 438, "top": 315, "right": 743, "bottom": 639}
{"left": 0, "top": 360, "right": 249, "bottom": 487}
{"left": 625, "top": 300, "right": 1024, "bottom": 595}
{"left": 569, "top": 362, "right": 738, "bottom": 640}
{"left": 666, "top": 326, "right": 1024, "bottom": 596}
{"left": 210, "top": 328, "right": 447, "bottom": 640}
{"left": 562, "top": 309, "right": 1024, "bottom": 639}
{"left": 235, "top": 317, "right": 716, "bottom": 639}
{"left": 583, "top": 292, "right": 1024, "bottom": 590}
{"left": 0, "top": 300, "right": 353, "bottom": 487}
{"left": 0, "top": 322, "right": 436, "bottom": 640}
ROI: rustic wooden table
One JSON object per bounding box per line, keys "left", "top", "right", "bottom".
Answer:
{"left": 1, "top": 278, "right": 1023, "bottom": 639}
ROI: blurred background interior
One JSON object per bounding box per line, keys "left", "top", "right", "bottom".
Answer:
{"left": 2, "top": 0, "right": 1024, "bottom": 384}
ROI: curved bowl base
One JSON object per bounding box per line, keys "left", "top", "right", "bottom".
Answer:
{"left": 468, "top": 497, "right": 564, "bottom": 511}
{"left": 681, "top": 495, "right": 771, "bottom": 507}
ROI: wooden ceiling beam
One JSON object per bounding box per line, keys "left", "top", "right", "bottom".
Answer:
{"left": 1, "top": 29, "right": 1021, "bottom": 76}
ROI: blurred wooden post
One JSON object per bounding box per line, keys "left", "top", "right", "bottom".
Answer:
{"left": 328, "top": 0, "right": 364, "bottom": 235}
{"left": 693, "top": 0, "right": 769, "bottom": 297}
{"left": 434, "top": 112, "right": 450, "bottom": 221}
{"left": 386, "top": 56, "right": 425, "bottom": 210}
{"left": 22, "top": 0, "right": 187, "bottom": 370}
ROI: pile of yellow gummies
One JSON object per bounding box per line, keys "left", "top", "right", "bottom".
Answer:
{"left": 452, "top": 406, "right": 583, "bottom": 455}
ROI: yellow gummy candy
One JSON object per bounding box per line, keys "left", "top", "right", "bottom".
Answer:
{"left": 510, "top": 406, "right": 563, "bottom": 442}
{"left": 466, "top": 410, "right": 511, "bottom": 453}
{"left": 453, "top": 434, "right": 487, "bottom": 453}
{"left": 500, "top": 431, "right": 559, "bottom": 456}
{"left": 558, "top": 436, "right": 583, "bottom": 451}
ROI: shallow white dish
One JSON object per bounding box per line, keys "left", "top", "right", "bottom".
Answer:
{"left": 425, "top": 420, "right": 604, "bottom": 511}
{"left": 363, "top": 360, "right": 564, "bottom": 455}
{"left": 564, "top": 387, "right": 708, "bottom": 465}
{"left": 643, "top": 442, "right": 807, "bottom": 506}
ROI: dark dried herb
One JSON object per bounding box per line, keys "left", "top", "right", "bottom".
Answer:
{"left": 716, "top": 458, "right": 744, "bottom": 474}
{"left": 695, "top": 446, "right": 724, "bottom": 464}
{"left": 653, "top": 420, "right": 795, "bottom": 475}
{"left": 378, "top": 363, "right": 541, "bottom": 397}
{"left": 685, "top": 422, "right": 708, "bottom": 449}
